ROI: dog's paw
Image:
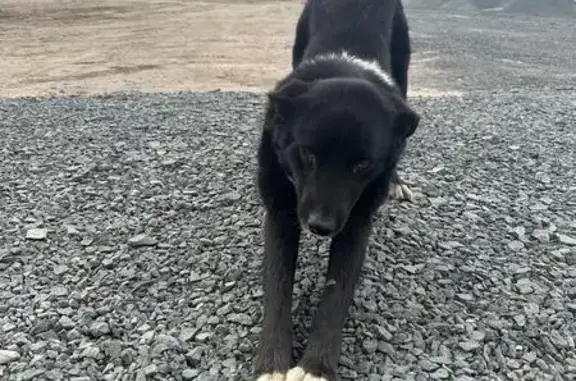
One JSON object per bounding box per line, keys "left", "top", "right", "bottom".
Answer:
{"left": 285, "top": 367, "right": 329, "bottom": 381}
{"left": 388, "top": 181, "right": 414, "bottom": 203}
{"left": 257, "top": 372, "right": 287, "bottom": 381}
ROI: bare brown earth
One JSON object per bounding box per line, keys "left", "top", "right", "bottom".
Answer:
{"left": 0, "top": 0, "right": 459, "bottom": 98}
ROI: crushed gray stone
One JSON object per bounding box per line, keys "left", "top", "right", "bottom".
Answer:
{"left": 128, "top": 234, "right": 158, "bottom": 247}
{"left": 557, "top": 234, "right": 576, "bottom": 246}
{"left": 0, "top": 350, "right": 20, "bottom": 365}
{"left": 25, "top": 228, "right": 48, "bottom": 240}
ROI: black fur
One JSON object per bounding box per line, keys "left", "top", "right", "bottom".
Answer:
{"left": 254, "top": 0, "right": 420, "bottom": 379}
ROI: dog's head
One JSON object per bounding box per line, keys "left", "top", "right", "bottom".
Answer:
{"left": 266, "top": 76, "right": 419, "bottom": 237}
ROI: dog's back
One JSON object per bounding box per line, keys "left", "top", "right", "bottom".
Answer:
{"left": 294, "top": 0, "right": 405, "bottom": 71}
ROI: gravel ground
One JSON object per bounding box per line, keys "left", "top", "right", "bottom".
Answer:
{"left": 405, "top": 8, "right": 576, "bottom": 93}
{"left": 1, "top": 10, "right": 576, "bottom": 381}
{"left": 1, "top": 88, "right": 575, "bottom": 381}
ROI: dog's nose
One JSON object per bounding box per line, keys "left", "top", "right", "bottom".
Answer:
{"left": 307, "top": 214, "right": 337, "bottom": 237}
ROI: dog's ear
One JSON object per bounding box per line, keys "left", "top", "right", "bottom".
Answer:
{"left": 393, "top": 100, "right": 420, "bottom": 139}
{"left": 266, "top": 78, "right": 311, "bottom": 125}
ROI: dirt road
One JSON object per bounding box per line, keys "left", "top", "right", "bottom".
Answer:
{"left": 0, "top": 0, "right": 458, "bottom": 98}
{"left": 1, "top": 0, "right": 574, "bottom": 98}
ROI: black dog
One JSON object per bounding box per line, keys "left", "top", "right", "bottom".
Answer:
{"left": 254, "top": 1, "right": 420, "bottom": 380}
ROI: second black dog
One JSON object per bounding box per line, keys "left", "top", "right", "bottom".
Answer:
{"left": 254, "top": 1, "right": 421, "bottom": 380}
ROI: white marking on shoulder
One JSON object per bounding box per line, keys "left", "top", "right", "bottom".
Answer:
{"left": 257, "top": 372, "right": 286, "bottom": 381}
{"left": 285, "top": 366, "right": 328, "bottom": 381}
{"left": 302, "top": 51, "right": 396, "bottom": 88}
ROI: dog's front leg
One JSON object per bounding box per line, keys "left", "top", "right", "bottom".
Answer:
{"left": 286, "top": 215, "right": 372, "bottom": 381}
{"left": 255, "top": 210, "right": 301, "bottom": 381}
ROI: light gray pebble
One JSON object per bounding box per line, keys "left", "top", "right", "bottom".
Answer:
{"left": 420, "top": 359, "right": 440, "bottom": 372}
{"left": 507, "top": 359, "right": 522, "bottom": 369}
{"left": 515, "top": 278, "right": 534, "bottom": 295}
{"left": 102, "top": 340, "right": 123, "bottom": 359}
{"left": 508, "top": 240, "right": 525, "bottom": 252}
{"left": 531, "top": 229, "right": 550, "bottom": 242}
{"left": 510, "top": 226, "right": 526, "bottom": 240}
{"left": 376, "top": 326, "right": 394, "bottom": 341}
{"left": 26, "top": 228, "right": 48, "bottom": 240}
{"left": 195, "top": 332, "right": 212, "bottom": 343}
{"left": 196, "top": 372, "right": 218, "bottom": 381}
{"left": 378, "top": 342, "right": 396, "bottom": 357}
{"left": 53, "top": 265, "right": 69, "bottom": 275}
{"left": 430, "top": 356, "right": 452, "bottom": 365}
{"left": 140, "top": 331, "right": 155, "bottom": 344}
{"left": 362, "top": 340, "right": 378, "bottom": 354}
{"left": 220, "top": 191, "right": 242, "bottom": 203}
{"left": 557, "top": 233, "right": 576, "bottom": 246}
{"left": 185, "top": 347, "right": 204, "bottom": 367}
{"left": 430, "top": 368, "right": 450, "bottom": 379}
{"left": 81, "top": 346, "right": 101, "bottom": 359}
{"left": 456, "top": 293, "right": 474, "bottom": 302}
{"left": 227, "top": 313, "right": 253, "bottom": 326}
{"left": 179, "top": 327, "right": 198, "bottom": 342}
{"left": 58, "top": 315, "right": 75, "bottom": 329}
{"left": 155, "top": 334, "right": 182, "bottom": 350}
{"left": 67, "top": 329, "right": 83, "bottom": 341}
{"left": 51, "top": 286, "right": 68, "bottom": 296}
{"left": 459, "top": 341, "right": 481, "bottom": 352}
{"left": 20, "top": 369, "right": 44, "bottom": 381}
{"left": 0, "top": 349, "right": 20, "bottom": 364}
{"left": 47, "top": 370, "right": 65, "bottom": 380}
{"left": 144, "top": 364, "right": 158, "bottom": 376}
{"left": 128, "top": 234, "right": 158, "bottom": 247}
{"left": 135, "top": 370, "right": 146, "bottom": 381}
{"left": 29, "top": 342, "right": 47, "bottom": 352}
{"left": 90, "top": 321, "right": 111, "bottom": 337}
{"left": 182, "top": 368, "right": 200, "bottom": 380}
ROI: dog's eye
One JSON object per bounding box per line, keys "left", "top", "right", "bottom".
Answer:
{"left": 301, "top": 148, "right": 316, "bottom": 167}
{"left": 353, "top": 159, "right": 373, "bottom": 174}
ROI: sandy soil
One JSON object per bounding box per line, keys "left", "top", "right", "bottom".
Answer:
{"left": 0, "top": 0, "right": 458, "bottom": 98}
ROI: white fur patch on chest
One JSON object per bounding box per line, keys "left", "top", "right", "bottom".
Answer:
{"left": 302, "top": 51, "right": 396, "bottom": 88}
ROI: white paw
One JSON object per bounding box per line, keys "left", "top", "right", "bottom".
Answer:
{"left": 388, "top": 182, "right": 414, "bottom": 202}
{"left": 257, "top": 372, "right": 286, "bottom": 381}
{"left": 285, "top": 367, "right": 328, "bottom": 381}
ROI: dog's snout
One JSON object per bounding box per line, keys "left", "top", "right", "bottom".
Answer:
{"left": 306, "top": 213, "right": 337, "bottom": 237}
